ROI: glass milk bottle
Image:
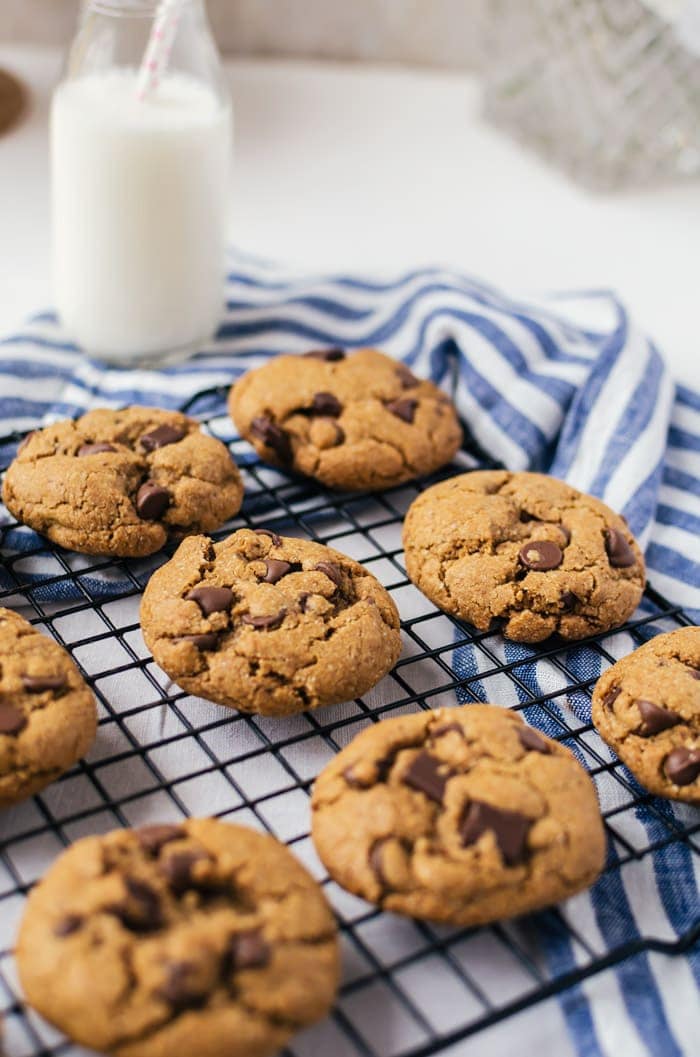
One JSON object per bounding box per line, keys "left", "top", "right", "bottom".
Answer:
{"left": 51, "top": 0, "right": 231, "bottom": 366}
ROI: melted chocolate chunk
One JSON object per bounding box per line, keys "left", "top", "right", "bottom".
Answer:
{"left": 261, "top": 559, "right": 299, "bottom": 584}
{"left": 186, "top": 586, "right": 234, "bottom": 616}
{"left": 663, "top": 747, "right": 700, "bottom": 786}
{"left": 605, "top": 529, "right": 636, "bottom": 568}
{"left": 396, "top": 364, "right": 420, "bottom": 389}
{"left": 459, "top": 801, "right": 532, "bottom": 866}
{"left": 140, "top": 424, "right": 186, "bottom": 452}
{"left": 601, "top": 685, "right": 621, "bottom": 710}
{"left": 21, "top": 673, "right": 67, "bottom": 693}
{"left": 636, "top": 700, "right": 682, "bottom": 737}
{"left": 242, "top": 610, "right": 286, "bottom": 630}
{"left": 519, "top": 511, "right": 538, "bottom": 523}
{"left": 158, "top": 961, "right": 206, "bottom": 1011}
{"left": 54, "top": 914, "right": 83, "bottom": 937}
{"left": 0, "top": 704, "right": 27, "bottom": 735}
{"left": 176, "top": 632, "right": 220, "bottom": 651}
{"left": 250, "top": 416, "right": 293, "bottom": 463}
{"left": 560, "top": 591, "right": 579, "bottom": 612}
{"left": 160, "top": 850, "right": 211, "bottom": 895}
{"left": 136, "top": 481, "right": 171, "bottom": 520}
{"left": 226, "top": 929, "right": 271, "bottom": 971}
{"left": 314, "top": 561, "right": 343, "bottom": 588}
{"left": 386, "top": 398, "right": 418, "bottom": 424}
{"left": 109, "top": 878, "right": 163, "bottom": 932}
{"left": 77, "top": 442, "right": 116, "bottom": 457}
{"left": 518, "top": 541, "right": 563, "bottom": 572}
{"left": 518, "top": 726, "right": 551, "bottom": 754}
{"left": 688, "top": 666, "right": 700, "bottom": 680}
{"left": 254, "top": 528, "right": 282, "bottom": 546}
{"left": 403, "top": 751, "right": 452, "bottom": 804}
{"left": 310, "top": 392, "right": 342, "bottom": 417}
{"left": 136, "top": 824, "right": 184, "bottom": 855}
{"left": 303, "top": 348, "right": 345, "bottom": 362}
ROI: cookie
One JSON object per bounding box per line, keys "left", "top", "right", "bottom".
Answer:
{"left": 0, "top": 607, "right": 97, "bottom": 807}
{"left": 592, "top": 627, "right": 700, "bottom": 802}
{"left": 228, "top": 347, "right": 462, "bottom": 491}
{"left": 2, "top": 407, "right": 243, "bottom": 558}
{"left": 311, "top": 704, "right": 605, "bottom": 926}
{"left": 17, "top": 818, "right": 340, "bottom": 1057}
{"left": 403, "top": 470, "right": 645, "bottom": 643}
{"left": 141, "top": 528, "right": 402, "bottom": 716}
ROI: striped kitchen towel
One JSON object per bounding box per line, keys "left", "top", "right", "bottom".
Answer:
{"left": 0, "top": 251, "right": 698, "bottom": 1057}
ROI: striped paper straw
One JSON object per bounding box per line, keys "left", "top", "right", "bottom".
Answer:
{"left": 136, "top": 0, "right": 186, "bottom": 101}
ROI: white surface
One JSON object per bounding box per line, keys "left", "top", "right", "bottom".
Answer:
{"left": 0, "top": 44, "right": 698, "bottom": 388}
{"left": 52, "top": 70, "right": 230, "bottom": 361}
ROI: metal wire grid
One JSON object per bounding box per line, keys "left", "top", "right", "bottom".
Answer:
{"left": 0, "top": 388, "right": 698, "bottom": 1057}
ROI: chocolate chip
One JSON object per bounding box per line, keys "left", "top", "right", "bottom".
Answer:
{"left": 605, "top": 528, "right": 636, "bottom": 568}
{"left": 310, "top": 392, "right": 342, "bottom": 417}
{"left": 226, "top": 929, "right": 271, "bottom": 971}
{"left": 518, "top": 726, "right": 551, "bottom": 754}
{"left": 342, "top": 765, "right": 368, "bottom": 788}
{"left": 519, "top": 511, "right": 538, "bottom": 523}
{"left": 77, "top": 442, "right": 116, "bottom": 457}
{"left": 21, "top": 673, "right": 67, "bottom": 693}
{"left": 403, "top": 751, "right": 452, "bottom": 804}
{"left": 314, "top": 561, "right": 343, "bottom": 588}
{"left": 518, "top": 541, "right": 563, "bottom": 572}
{"left": 250, "top": 416, "right": 293, "bottom": 463}
{"left": 242, "top": 610, "right": 286, "bottom": 630}
{"left": 303, "top": 348, "right": 345, "bottom": 362}
{"left": 261, "top": 559, "right": 296, "bottom": 584}
{"left": 54, "top": 914, "right": 83, "bottom": 937}
{"left": 136, "top": 824, "right": 184, "bottom": 855}
{"left": 140, "top": 425, "right": 186, "bottom": 452}
{"left": 369, "top": 839, "right": 388, "bottom": 885}
{"left": 330, "top": 422, "right": 345, "bottom": 446}
{"left": 0, "top": 704, "right": 27, "bottom": 735}
{"left": 158, "top": 961, "right": 206, "bottom": 1011}
{"left": 396, "top": 364, "right": 420, "bottom": 389}
{"left": 386, "top": 398, "right": 418, "bottom": 424}
{"left": 298, "top": 593, "right": 311, "bottom": 613}
{"left": 110, "top": 878, "right": 163, "bottom": 932}
{"left": 459, "top": 801, "right": 532, "bottom": 865}
{"left": 136, "top": 481, "right": 171, "bottom": 520}
{"left": 690, "top": 667, "right": 700, "bottom": 680}
{"left": 254, "top": 528, "right": 282, "bottom": 546}
{"left": 560, "top": 591, "right": 579, "bottom": 612}
{"left": 160, "top": 850, "right": 211, "bottom": 894}
{"left": 601, "top": 685, "right": 621, "bottom": 710}
{"left": 186, "top": 586, "right": 234, "bottom": 615}
{"left": 636, "top": 700, "right": 682, "bottom": 737}
{"left": 176, "top": 632, "right": 220, "bottom": 651}
{"left": 663, "top": 747, "right": 700, "bottom": 786}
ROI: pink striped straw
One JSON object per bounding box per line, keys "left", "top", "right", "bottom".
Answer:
{"left": 136, "top": 0, "right": 187, "bottom": 101}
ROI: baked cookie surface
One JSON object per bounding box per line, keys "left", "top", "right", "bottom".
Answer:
{"left": 311, "top": 704, "right": 605, "bottom": 926}
{"left": 228, "top": 348, "right": 462, "bottom": 491}
{"left": 403, "top": 470, "right": 645, "bottom": 643}
{"left": 17, "top": 818, "right": 339, "bottom": 1057}
{"left": 592, "top": 627, "right": 700, "bottom": 802}
{"left": 141, "top": 528, "right": 402, "bottom": 716}
{"left": 2, "top": 407, "right": 243, "bottom": 557}
{"left": 0, "top": 607, "right": 97, "bottom": 807}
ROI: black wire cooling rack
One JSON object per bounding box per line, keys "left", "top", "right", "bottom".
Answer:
{"left": 0, "top": 388, "right": 698, "bottom": 1057}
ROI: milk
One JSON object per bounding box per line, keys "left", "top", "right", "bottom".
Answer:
{"left": 51, "top": 69, "right": 231, "bottom": 365}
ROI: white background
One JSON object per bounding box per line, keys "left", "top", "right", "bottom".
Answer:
{"left": 0, "top": 44, "right": 698, "bottom": 388}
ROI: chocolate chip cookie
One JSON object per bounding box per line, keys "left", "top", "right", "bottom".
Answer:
{"left": 2, "top": 407, "right": 243, "bottom": 557}
{"left": 311, "top": 704, "right": 605, "bottom": 926}
{"left": 403, "top": 470, "right": 645, "bottom": 643}
{"left": 592, "top": 627, "right": 700, "bottom": 802}
{"left": 141, "top": 528, "right": 402, "bottom": 716}
{"left": 0, "top": 607, "right": 97, "bottom": 807}
{"left": 228, "top": 347, "right": 462, "bottom": 491}
{"left": 17, "top": 818, "right": 340, "bottom": 1057}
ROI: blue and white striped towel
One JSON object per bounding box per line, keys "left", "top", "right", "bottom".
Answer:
{"left": 0, "top": 252, "right": 698, "bottom": 1057}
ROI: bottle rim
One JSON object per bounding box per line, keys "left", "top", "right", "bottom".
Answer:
{"left": 88, "top": 0, "right": 198, "bottom": 15}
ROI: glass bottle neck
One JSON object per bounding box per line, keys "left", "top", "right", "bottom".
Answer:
{"left": 87, "top": 0, "right": 201, "bottom": 15}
